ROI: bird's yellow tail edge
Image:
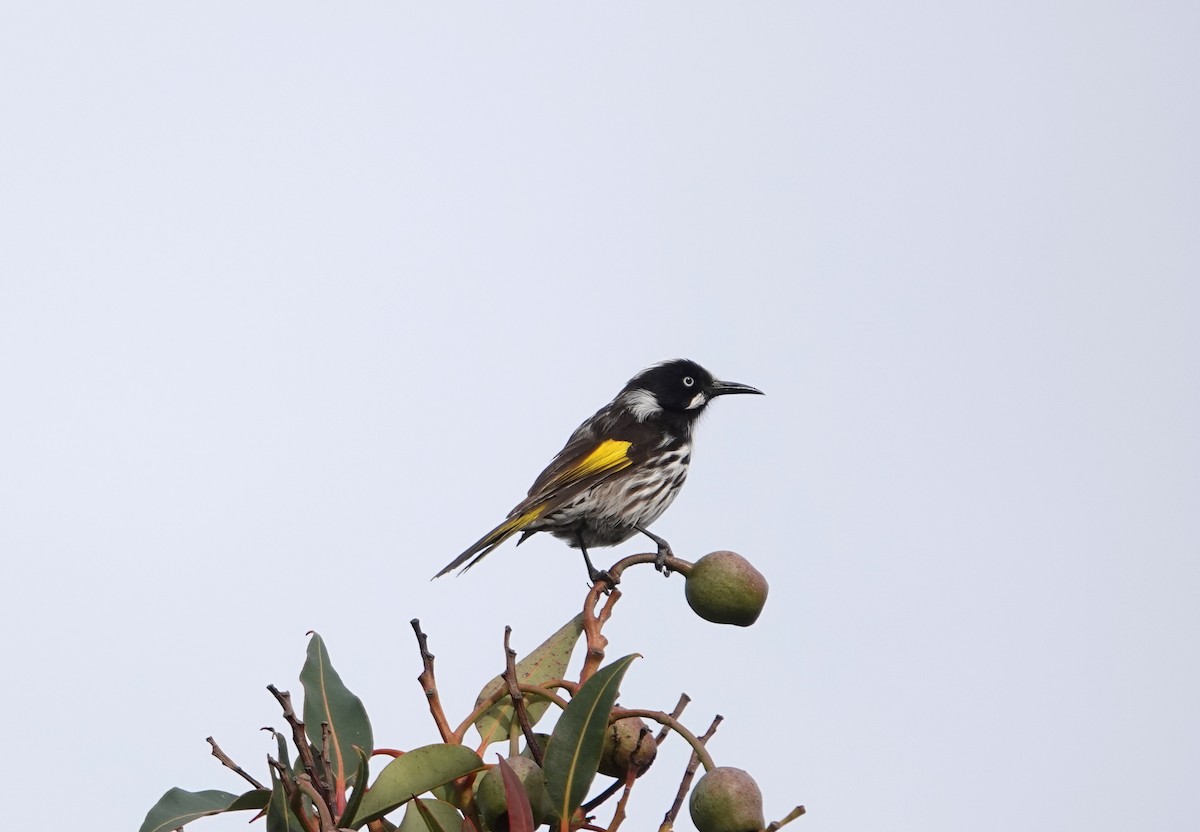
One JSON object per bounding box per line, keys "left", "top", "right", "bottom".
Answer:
{"left": 493, "top": 504, "right": 546, "bottom": 540}
{"left": 432, "top": 504, "right": 547, "bottom": 578}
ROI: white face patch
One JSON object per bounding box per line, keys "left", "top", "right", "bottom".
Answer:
{"left": 686, "top": 391, "right": 708, "bottom": 410}
{"left": 623, "top": 389, "right": 662, "bottom": 421}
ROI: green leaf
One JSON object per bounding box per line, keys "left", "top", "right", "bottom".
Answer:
{"left": 266, "top": 767, "right": 306, "bottom": 832}
{"left": 543, "top": 654, "right": 639, "bottom": 824}
{"left": 400, "top": 797, "right": 464, "bottom": 832}
{"left": 474, "top": 614, "right": 583, "bottom": 746}
{"left": 337, "top": 745, "right": 371, "bottom": 828}
{"left": 352, "top": 744, "right": 483, "bottom": 826}
{"left": 139, "top": 788, "right": 269, "bottom": 832}
{"left": 497, "top": 757, "right": 535, "bottom": 832}
{"left": 300, "top": 632, "right": 374, "bottom": 799}
{"left": 270, "top": 729, "right": 290, "bottom": 768}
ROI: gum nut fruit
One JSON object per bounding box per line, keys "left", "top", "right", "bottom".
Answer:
{"left": 598, "top": 716, "right": 657, "bottom": 777}
{"left": 689, "top": 767, "right": 766, "bottom": 832}
{"left": 684, "top": 551, "right": 769, "bottom": 626}
{"left": 476, "top": 757, "right": 552, "bottom": 827}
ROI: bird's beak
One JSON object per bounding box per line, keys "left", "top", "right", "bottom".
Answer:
{"left": 708, "top": 378, "right": 764, "bottom": 397}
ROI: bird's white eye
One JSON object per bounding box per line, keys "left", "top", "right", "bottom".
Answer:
{"left": 682, "top": 376, "right": 695, "bottom": 387}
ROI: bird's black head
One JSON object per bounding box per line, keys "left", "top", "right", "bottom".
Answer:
{"left": 621, "top": 359, "right": 763, "bottom": 420}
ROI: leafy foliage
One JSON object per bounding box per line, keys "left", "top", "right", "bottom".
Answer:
{"left": 140, "top": 550, "right": 802, "bottom": 831}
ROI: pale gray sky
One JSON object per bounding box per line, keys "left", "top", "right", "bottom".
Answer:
{"left": 2, "top": 4, "right": 1197, "bottom": 831}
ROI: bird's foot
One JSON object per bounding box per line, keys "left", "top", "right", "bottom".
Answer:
{"left": 636, "top": 525, "right": 675, "bottom": 577}
{"left": 581, "top": 545, "right": 617, "bottom": 591}
{"left": 589, "top": 568, "right": 619, "bottom": 593}
{"left": 654, "top": 543, "right": 674, "bottom": 576}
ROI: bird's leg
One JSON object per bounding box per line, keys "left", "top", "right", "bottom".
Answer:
{"left": 635, "top": 525, "right": 675, "bottom": 575}
{"left": 576, "top": 530, "right": 616, "bottom": 589}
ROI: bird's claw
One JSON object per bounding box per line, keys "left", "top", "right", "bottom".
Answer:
{"left": 589, "top": 569, "right": 618, "bottom": 593}
{"left": 654, "top": 545, "right": 674, "bottom": 576}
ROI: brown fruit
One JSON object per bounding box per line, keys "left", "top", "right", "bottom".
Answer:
{"left": 684, "top": 551, "right": 769, "bottom": 626}
{"left": 689, "top": 767, "right": 766, "bottom": 832}
{"left": 597, "top": 715, "right": 657, "bottom": 777}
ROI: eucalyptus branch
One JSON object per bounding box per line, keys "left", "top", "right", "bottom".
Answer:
{"left": 654, "top": 694, "right": 691, "bottom": 747}
{"left": 657, "top": 714, "right": 723, "bottom": 832}
{"left": 319, "top": 722, "right": 337, "bottom": 809}
{"left": 581, "top": 586, "right": 622, "bottom": 683}
{"left": 267, "top": 756, "right": 292, "bottom": 789}
{"left": 455, "top": 686, "right": 511, "bottom": 745}
{"left": 766, "top": 806, "right": 807, "bottom": 829}
{"left": 453, "top": 679, "right": 574, "bottom": 744}
{"left": 504, "top": 626, "right": 543, "bottom": 766}
{"left": 267, "top": 685, "right": 329, "bottom": 807}
{"left": 579, "top": 551, "right": 695, "bottom": 683}
{"left": 604, "top": 551, "right": 695, "bottom": 583}
{"left": 297, "top": 774, "right": 335, "bottom": 832}
{"left": 581, "top": 779, "right": 626, "bottom": 814}
{"left": 611, "top": 708, "right": 717, "bottom": 772}
{"left": 205, "top": 736, "right": 266, "bottom": 790}
{"left": 269, "top": 757, "right": 318, "bottom": 832}
{"left": 517, "top": 683, "right": 571, "bottom": 711}
{"left": 290, "top": 785, "right": 320, "bottom": 832}
{"left": 411, "top": 619, "right": 455, "bottom": 743}
{"left": 606, "top": 768, "right": 638, "bottom": 832}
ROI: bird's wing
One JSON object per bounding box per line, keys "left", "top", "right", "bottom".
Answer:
{"left": 517, "top": 410, "right": 669, "bottom": 516}
{"left": 432, "top": 435, "right": 641, "bottom": 578}
{"left": 523, "top": 436, "right": 636, "bottom": 502}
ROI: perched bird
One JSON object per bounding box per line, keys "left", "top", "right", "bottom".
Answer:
{"left": 433, "top": 359, "right": 763, "bottom": 582}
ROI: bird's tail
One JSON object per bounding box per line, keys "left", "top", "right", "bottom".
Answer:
{"left": 432, "top": 505, "right": 546, "bottom": 579}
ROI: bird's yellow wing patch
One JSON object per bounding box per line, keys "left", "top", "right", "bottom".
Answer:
{"left": 549, "top": 439, "right": 633, "bottom": 487}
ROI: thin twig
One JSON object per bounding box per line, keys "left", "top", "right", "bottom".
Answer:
{"left": 581, "top": 779, "right": 625, "bottom": 814}
{"left": 411, "top": 619, "right": 455, "bottom": 743}
{"left": 267, "top": 757, "right": 293, "bottom": 795}
{"left": 456, "top": 686, "right": 513, "bottom": 745}
{"left": 580, "top": 586, "right": 621, "bottom": 683}
{"left": 503, "top": 626, "right": 543, "bottom": 766}
{"left": 605, "top": 551, "right": 696, "bottom": 584}
{"left": 453, "top": 679, "right": 576, "bottom": 743}
{"left": 766, "top": 806, "right": 807, "bottom": 829}
{"left": 658, "top": 714, "right": 723, "bottom": 832}
{"left": 612, "top": 708, "right": 717, "bottom": 772}
{"left": 297, "top": 774, "right": 335, "bottom": 832}
{"left": 206, "top": 736, "right": 266, "bottom": 790}
{"left": 270, "top": 757, "right": 318, "bottom": 832}
{"left": 517, "top": 683, "right": 571, "bottom": 711}
{"left": 267, "top": 685, "right": 329, "bottom": 807}
{"left": 319, "top": 722, "right": 336, "bottom": 806}
{"left": 579, "top": 551, "right": 693, "bottom": 684}
{"left": 654, "top": 694, "right": 691, "bottom": 746}
{"left": 606, "top": 768, "right": 639, "bottom": 832}
{"left": 539, "top": 677, "right": 579, "bottom": 697}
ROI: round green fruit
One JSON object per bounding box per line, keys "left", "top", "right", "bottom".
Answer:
{"left": 475, "top": 756, "right": 552, "bottom": 828}
{"left": 689, "top": 767, "right": 765, "bottom": 832}
{"left": 684, "top": 551, "right": 769, "bottom": 626}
